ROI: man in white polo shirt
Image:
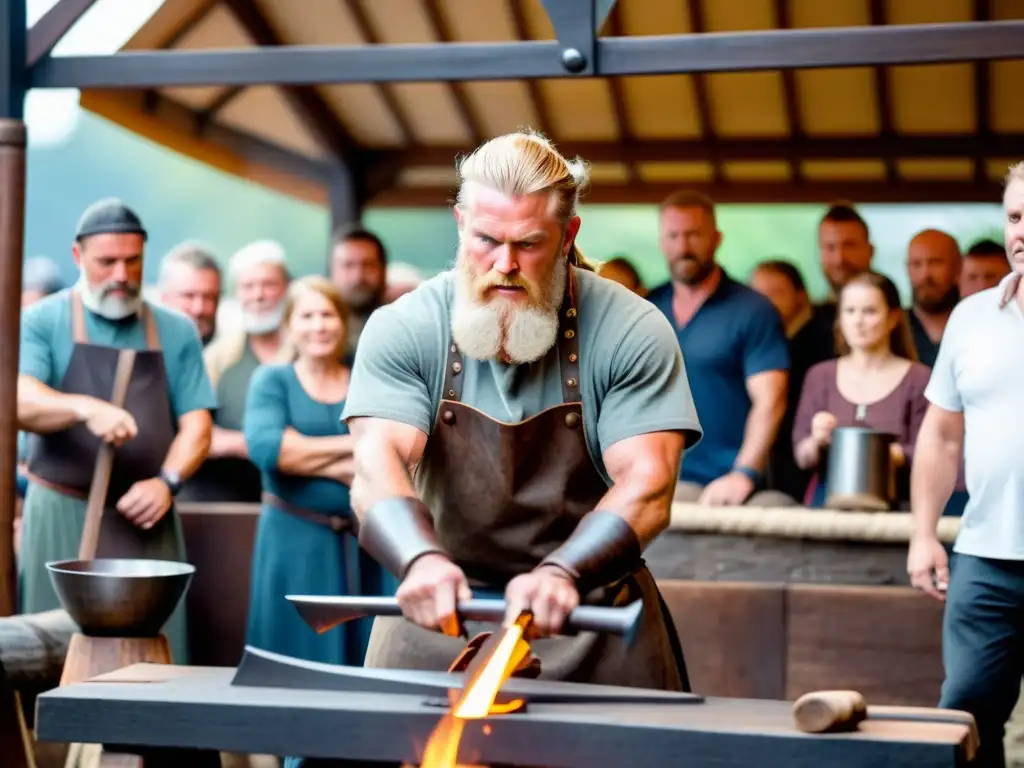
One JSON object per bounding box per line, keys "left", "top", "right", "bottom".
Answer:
{"left": 908, "top": 162, "right": 1024, "bottom": 768}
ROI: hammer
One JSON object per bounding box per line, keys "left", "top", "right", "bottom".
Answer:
{"left": 792, "top": 690, "right": 979, "bottom": 758}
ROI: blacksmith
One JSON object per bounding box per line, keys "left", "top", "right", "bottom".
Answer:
{"left": 16, "top": 198, "right": 216, "bottom": 664}
{"left": 343, "top": 130, "right": 701, "bottom": 689}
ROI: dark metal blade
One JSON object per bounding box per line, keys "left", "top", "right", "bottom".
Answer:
{"left": 230, "top": 646, "right": 704, "bottom": 705}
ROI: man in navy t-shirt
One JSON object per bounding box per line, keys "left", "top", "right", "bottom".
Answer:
{"left": 647, "top": 191, "right": 795, "bottom": 507}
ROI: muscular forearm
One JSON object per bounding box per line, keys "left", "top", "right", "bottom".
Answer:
{"left": 350, "top": 432, "right": 418, "bottom": 520}
{"left": 162, "top": 424, "right": 212, "bottom": 481}
{"left": 590, "top": 463, "right": 675, "bottom": 549}
{"left": 734, "top": 398, "right": 785, "bottom": 472}
{"left": 910, "top": 434, "right": 960, "bottom": 537}
{"left": 209, "top": 426, "right": 248, "bottom": 459}
{"left": 17, "top": 375, "right": 93, "bottom": 434}
{"left": 277, "top": 430, "right": 354, "bottom": 475}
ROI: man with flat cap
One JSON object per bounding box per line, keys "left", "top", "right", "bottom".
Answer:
{"left": 17, "top": 198, "right": 217, "bottom": 663}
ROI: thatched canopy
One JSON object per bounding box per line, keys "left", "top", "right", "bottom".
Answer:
{"left": 70, "top": 0, "right": 1024, "bottom": 209}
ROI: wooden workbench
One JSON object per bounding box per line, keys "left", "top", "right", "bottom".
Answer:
{"left": 35, "top": 663, "right": 974, "bottom": 767}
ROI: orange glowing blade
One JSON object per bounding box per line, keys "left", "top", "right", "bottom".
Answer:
{"left": 419, "top": 611, "right": 534, "bottom": 767}
{"left": 451, "top": 611, "right": 533, "bottom": 720}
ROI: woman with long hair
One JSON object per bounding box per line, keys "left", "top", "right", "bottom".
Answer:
{"left": 243, "top": 275, "right": 396, "bottom": 665}
{"left": 792, "top": 270, "right": 931, "bottom": 508}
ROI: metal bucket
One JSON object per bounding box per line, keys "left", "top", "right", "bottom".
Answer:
{"left": 824, "top": 427, "right": 896, "bottom": 511}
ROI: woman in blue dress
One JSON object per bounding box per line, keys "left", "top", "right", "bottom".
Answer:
{"left": 243, "top": 275, "right": 397, "bottom": 666}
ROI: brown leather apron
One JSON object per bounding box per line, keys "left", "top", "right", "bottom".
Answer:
{"left": 25, "top": 290, "right": 179, "bottom": 557}
{"left": 364, "top": 272, "right": 691, "bottom": 691}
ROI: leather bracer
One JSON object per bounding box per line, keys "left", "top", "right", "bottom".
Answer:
{"left": 539, "top": 510, "right": 642, "bottom": 593}
{"left": 358, "top": 496, "right": 447, "bottom": 579}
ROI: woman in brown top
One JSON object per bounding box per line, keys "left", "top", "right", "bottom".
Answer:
{"left": 792, "top": 271, "right": 931, "bottom": 508}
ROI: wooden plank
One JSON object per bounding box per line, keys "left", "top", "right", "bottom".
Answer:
{"left": 786, "top": 584, "right": 945, "bottom": 707}
{"left": 658, "top": 580, "right": 786, "bottom": 700}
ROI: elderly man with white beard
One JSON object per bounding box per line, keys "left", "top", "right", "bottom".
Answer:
{"left": 16, "top": 198, "right": 216, "bottom": 664}
{"left": 192, "top": 240, "right": 290, "bottom": 503}
{"left": 336, "top": 131, "right": 702, "bottom": 700}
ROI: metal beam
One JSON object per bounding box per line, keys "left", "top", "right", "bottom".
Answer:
{"left": 368, "top": 179, "right": 1006, "bottom": 207}
{"left": 0, "top": 0, "right": 26, "bottom": 116}
{"left": 26, "top": 0, "right": 101, "bottom": 66}
{"left": 28, "top": 21, "right": 1024, "bottom": 89}
{"left": 539, "top": 0, "right": 597, "bottom": 75}
{"left": 388, "top": 134, "right": 1024, "bottom": 166}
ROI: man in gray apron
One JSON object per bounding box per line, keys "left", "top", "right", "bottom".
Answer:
{"left": 16, "top": 198, "right": 217, "bottom": 663}
{"left": 340, "top": 131, "right": 703, "bottom": 694}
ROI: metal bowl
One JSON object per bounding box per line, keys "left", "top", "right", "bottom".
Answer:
{"left": 46, "top": 558, "right": 195, "bottom": 638}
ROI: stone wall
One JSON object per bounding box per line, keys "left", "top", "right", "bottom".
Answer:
{"left": 644, "top": 530, "right": 911, "bottom": 586}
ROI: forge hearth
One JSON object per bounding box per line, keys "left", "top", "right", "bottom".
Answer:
{"left": 35, "top": 651, "right": 973, "bottom": 767}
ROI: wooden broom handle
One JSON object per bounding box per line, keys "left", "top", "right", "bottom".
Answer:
{"left": 77, "top": 350, "right": 137, "bottom": 561}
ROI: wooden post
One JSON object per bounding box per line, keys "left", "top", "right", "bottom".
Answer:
{"left": 0, "top": 118, "right": 25, "bottom": 620}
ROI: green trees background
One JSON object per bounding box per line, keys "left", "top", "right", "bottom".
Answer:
{"left": 25, "top": 112, "right": 1005, "bottom": 302}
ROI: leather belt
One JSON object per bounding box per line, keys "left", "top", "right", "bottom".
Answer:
{"left": 24, "top": 471, "right": 88, "bottom": 501}
{"left": 262, "top": 492, "right": 355, "bottom": 534}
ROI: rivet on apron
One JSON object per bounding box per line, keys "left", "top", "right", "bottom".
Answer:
{"left": 447, "top": 389, "right": 456, "bottom": 398}
{"left": 565, "top": 412, "right": 580, "bottom": 428}
{"left": 566, "top": 308, "right": 577, "bottom": 318}
{"left": 566, "top": 377, "right": 577, "bottom": 388}
{"left": 450, "top": 344, "right": 457, "bottom": 353}
{"left": 452, "top": 362, "right": 462, "bottom": 374}
{"left": 569, "top": 353, "right": 578, "bottom": 363}
{"left": 442, "top": 409, "right": 456, "bottom": 425}
{"left": 564, "top": 329, "right": 575, "bottom": 339}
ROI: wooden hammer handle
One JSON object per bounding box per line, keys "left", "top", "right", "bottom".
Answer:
{"left": 792, "top": 690, "right": 867, "bottom": 733}
{"left": 77, "top": 350, "right": 137, "bottom": 561}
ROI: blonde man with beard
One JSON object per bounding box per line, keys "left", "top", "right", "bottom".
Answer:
{"left": 334, "top": 131, "right": 701, "bottom": 713}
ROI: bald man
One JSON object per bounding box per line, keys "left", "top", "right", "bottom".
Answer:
{"left": 906, "top": 229, "right": 962, "bottom": 367}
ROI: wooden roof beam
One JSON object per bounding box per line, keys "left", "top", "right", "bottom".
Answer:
{"left": 369, "top": 179, "right": 1005, "bottom": 207}
{"left": 221, "top": 0, "right": 361, "bottom": 167}
{"left": 508, "top": 0, "right": 552, "bottom": 137}
{"left": 774, "top": 0, "right": 802, "bottom": 184}
{"left": 870, "top": 0, "right": 897, "bottom": 185}
{"left": 392, "top": 134, "right": 1024, "bottom": 166}
{"left": 686, "top": 0, "right": 720, "bottom": 184}
{"left": 973, "top": 0, "right": 992, "bottom": 183}
{"left": 343, "top": 0, "right": 415, "bottom": 145}
{"left": 604, "top": 3, "right": 634, "bottom": 182}
{"left": 421, "top": 0, "right": 482, "bottom": 145}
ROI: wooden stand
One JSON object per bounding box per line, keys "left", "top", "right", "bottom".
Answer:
{"left": 59, "top": 634, "right": 171, "bottom": 689}
{"left": 61, "top": 634, "right": 175, "bottom": 768}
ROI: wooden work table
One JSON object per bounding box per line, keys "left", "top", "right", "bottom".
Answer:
{"left": 35, "top": 663, "right": 974, "bottom": 767}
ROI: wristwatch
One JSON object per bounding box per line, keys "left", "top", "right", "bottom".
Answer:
{"left": 160, "top": 470, "right": 182, "bottom": 496}
{"left": 733, "top": 465, "right": 762, "bottom": 485}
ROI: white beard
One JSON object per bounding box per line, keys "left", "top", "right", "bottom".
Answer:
{"left": 450, "top": 257, "right": 566, "bottom": 364}
{"left": 78, "top": 278, "right": 141, "bottom": 320}
{"left": 241, "top": 303, "right": 284, "bottom": 335}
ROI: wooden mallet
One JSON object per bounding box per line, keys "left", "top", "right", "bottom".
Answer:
{"left": 792, "top": 690, "right": 979, "bottom": 760}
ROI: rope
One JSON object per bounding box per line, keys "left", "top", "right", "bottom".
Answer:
{"left": 668, "top": 502, "right": 961, "bottom": 544}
